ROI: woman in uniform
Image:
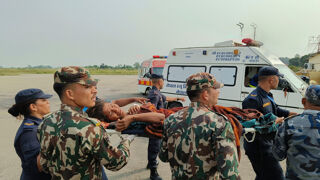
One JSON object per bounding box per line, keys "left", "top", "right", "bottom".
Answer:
{"left": 8, "top": 88, "right": 52, "bottom": 180}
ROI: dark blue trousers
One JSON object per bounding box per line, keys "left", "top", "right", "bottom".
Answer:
{"left": 102, "top": 166, "right": 108, "bottom": 180}
{"left": 244, "top": 133, "right": 284, "bottom": 180}
{"left": 147, "top": 137, "right": 161, "bottom": 169}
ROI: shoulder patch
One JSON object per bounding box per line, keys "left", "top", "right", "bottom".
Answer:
{"left": 250, "top": 94, "right": 257, "bottom": 97}
{"left": 24, "top": 122, "right": 34, "bottom": 126}
{"left": 23, "top": 120, "right": 36, "bottom": 130}
{"left": 86, "top": 117, "right": 102, "bottom": 128}
{"left": 263, "top": 102, "right": 271, "bottom": 107}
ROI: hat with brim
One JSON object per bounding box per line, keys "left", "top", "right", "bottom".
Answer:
{"left": 15, "top": 88, "right": 52, "bottom": 105}
{"left": 186, "top": 72, "right": 224, "bottom": 91}
{"left": 54, "top": 66, "right": 98, "bottom": 86}
{"left": 258, "top": 66, "right": 284, "bottom": 78}
{"left": 305, "top": 85, "right": 320, "bottom": 106}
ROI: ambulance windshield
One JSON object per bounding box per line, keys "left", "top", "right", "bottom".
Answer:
{"left": 275, "top": 64, "right": 307, "bottom": 92}
{"left": 152, "top": 67, "right": 164, "bottom": 76}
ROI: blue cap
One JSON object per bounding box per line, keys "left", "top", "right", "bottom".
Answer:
{"left": 305, "top": 85, "right": 320, "bottom": 106}
{"left": 258, "top": 66, "right": 284, "bottom": 78}
{"left": 151, "top": 74, "right": 163, "bottom": 79}
{"left": 15, "top": 88, "right": 52, "bottom": 105}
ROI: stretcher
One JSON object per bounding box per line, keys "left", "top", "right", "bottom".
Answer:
{"left": 108, "top": 127, "right": 258, "bottom": 144}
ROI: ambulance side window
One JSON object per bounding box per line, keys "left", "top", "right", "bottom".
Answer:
{"left": 244, "top": 66, "right": 294, "bottom": 92}
{"left": 209, "top": 66, "right": 237, "bottom": 86}
{"left": 244, "top": 66, "right": 261, "bottom": 88}
{"left": 167, "top": 66, "right": 206, "bottom": 82}
{"left": 139, "top": 68, "right": 144, "bottom": 77}
{"left": 143, "top": 67, "right": 151, "bottom": 78}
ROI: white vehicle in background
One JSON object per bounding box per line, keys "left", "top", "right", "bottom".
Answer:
{"left": 161, "top": 39, "right": 308, "bottom": 113}
{"left": 138, "top": 55, "right": 167, "bottom": 95}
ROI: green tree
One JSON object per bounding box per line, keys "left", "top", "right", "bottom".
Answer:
{"left": 289, "top": 56, "right": 300, "bottom": 67}
{"left": 288, "top": 53, "right": 312, "bottom": 67}
{"left": 133, "top": 62, "right": 140, "bottom": 69}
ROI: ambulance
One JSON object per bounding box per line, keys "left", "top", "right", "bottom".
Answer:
{"left": 161, "top": 39, "right": 308, "bottom": 113}
{"left": 138, "top": 56, "right": 167, "bottom": 95}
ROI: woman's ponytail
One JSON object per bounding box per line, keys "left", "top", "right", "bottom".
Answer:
{"left": 8, "top": 99, "right": 37, "bottom": 118}
{"left": 8, "top": 104, "right": 20, "bottom": 117}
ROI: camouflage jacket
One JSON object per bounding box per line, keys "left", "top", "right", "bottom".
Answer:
{"left": 37, "top": 104, "right": 130, "bottom": 180}
{"left": 159, "top": 102, "right": 240, "bottom": 180}
{"left": 272, "top": 109, "right": 320, "bottom": 180}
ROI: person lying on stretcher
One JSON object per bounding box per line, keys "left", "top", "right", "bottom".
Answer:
{"left": 86, "top": 100, "right": 166, "bottom": 133}
{"left": 87, "top": 100, "right": 287, "bottom": 160}
{"left": 87, "top": 99, "right": 286, "bottom": 134}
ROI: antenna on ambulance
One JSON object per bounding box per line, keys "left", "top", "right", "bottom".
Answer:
{"left": 251, "top": 23, "right": 257, "bottom": 40}
{"left": 237, "top": 22, "right": 244, "bottom": 38}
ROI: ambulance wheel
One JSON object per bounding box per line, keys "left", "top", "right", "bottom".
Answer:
{"left": 144, "top": 88, "right": 150, "bottom": 96}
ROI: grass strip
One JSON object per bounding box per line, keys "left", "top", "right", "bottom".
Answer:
{"left": 0, "top": 68, "right": 138, "bottom": 76}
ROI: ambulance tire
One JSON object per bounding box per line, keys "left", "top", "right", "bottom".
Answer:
{"left": 144, "top": 87, "right": 150, "bottom": 96}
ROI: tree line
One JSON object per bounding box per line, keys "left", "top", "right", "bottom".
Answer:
{"left": 2, "top": 54, "right": 314, "bottom": 72}
{"left": 280, "top": 53, "right": 313, "bottom": 72}
{"left": 86, "top": 62, "right": 140, "bottom": 69}
{"left": 3, "top": 62, "right": 141, "bottom": 69}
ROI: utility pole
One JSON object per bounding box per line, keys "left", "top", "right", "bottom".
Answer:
{"left": 236, "top": 22, "right": 244, "bottom": 38}
{"left": 309, "top": 35, "right": 320, "bottom": 53}
{"left": 251, "top": 23, "right": 257, "bottom": 40}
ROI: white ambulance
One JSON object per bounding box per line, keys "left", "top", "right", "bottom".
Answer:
{"left": 138, "top": 56, "right": 167, "bottom": 95}
{"left": 161, "top": 39, "right": 308, "bottom": 113}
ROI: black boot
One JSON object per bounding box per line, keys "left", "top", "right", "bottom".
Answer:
{"left": 146, "top": 161, "right": 159, "bottom": 169}
{"left": 150, "top": 168, "right": 162, "bottom": 180}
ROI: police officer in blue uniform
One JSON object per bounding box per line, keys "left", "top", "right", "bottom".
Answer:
{"left": 8, "top": 88, "right": 52, "bottom": 180}
{"left": 147, "top": 74, "right": 184, "bottom": 180}
{"left": 272, "top": 85, "right": 320, "bottom": 179}
{"left": 242, "top": 66, "right": 297, "bottom": 180}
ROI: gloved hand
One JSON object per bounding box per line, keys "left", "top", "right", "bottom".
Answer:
{"left": 120, "top": 134, "right": 136, "bottom": 144}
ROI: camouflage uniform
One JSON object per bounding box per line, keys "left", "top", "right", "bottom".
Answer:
{"left": 159, "top": 72, "right": 240, "bottom": 180}
{"left": 272, "top": 85, "right": 320, "bottom": 180}
{"left": 37, "top": 66, "right": 131, "bottom": 180}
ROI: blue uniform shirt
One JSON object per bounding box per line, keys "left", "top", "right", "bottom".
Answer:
{"left": 242, "top": 86, "right": 289, "bottom": 117}
{"left": 272, "top": 110, "right": 320, "bottom": 180}
{"left": 14, "top": 116, "right": 51, "bottom": 180}
{"left": 148, "top": 86, "right": 166, "bottom": 110}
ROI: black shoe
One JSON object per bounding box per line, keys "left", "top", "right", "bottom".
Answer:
{"left": 150, "top": 168, "right": 162, "bottom": 180}
{"left": 146, "top": 161, "right": 159, "bottom": 169}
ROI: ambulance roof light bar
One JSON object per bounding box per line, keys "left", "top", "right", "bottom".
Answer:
{"left": 214, "top": 39, "right": 263, "bottom": 47}
{"left": 153, "top": 55, "right": 167, "bottom": 59}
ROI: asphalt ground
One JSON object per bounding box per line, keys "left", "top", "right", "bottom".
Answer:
{"left": 0, "top": 74, "right": 285, "bottom": 180}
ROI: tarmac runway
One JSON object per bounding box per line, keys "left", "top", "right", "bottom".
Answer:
{"left": 0, "top": 74, "right": 285, "bottom": 180}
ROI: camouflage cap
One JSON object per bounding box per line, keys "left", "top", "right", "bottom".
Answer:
{"left": 305, "top": 85, "right": 320, "bottom": 106}
{"left": 186, "top": 72, "right": 223, "bottom": 91}
{"left": 54, "top": 66, "right": 98, "bottom": 86}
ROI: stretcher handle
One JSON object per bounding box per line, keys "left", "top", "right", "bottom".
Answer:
{"left": 243, "top": 128, "right": 256, "bottom": 143}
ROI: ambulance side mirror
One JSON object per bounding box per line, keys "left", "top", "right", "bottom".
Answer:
{"left": 278, "top": 78, "right": 293, "bottom": 92}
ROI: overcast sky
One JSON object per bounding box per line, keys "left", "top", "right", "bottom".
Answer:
{"left": 1, "top": 0, "right": 320, "bottom": 67}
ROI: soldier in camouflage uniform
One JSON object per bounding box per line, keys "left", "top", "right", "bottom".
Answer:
{"left": 37, "top": 66, "right": 132, "bottom": 180}
{"left": 159, "top": 72, "right": 241, "bottom": 180}
{"left": 272, "top": 85, "right": 320, "bottom": 180}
